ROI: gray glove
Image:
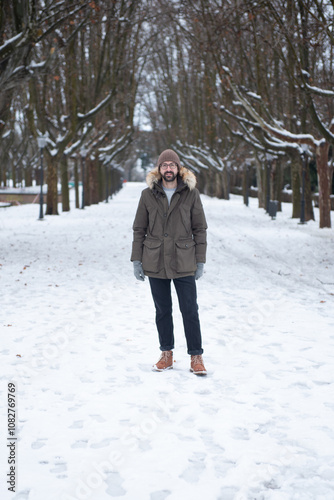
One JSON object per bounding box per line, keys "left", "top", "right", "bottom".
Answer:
{"left": 133, "top": 261, "right": 145, "bottom": 281}
{"left": 195, "top": 263, "right": 204, "bottom": 280}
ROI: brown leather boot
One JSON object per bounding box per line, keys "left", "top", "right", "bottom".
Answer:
{"left": 152, "top": 350, "right": 173, "bottom": 371}
{"left": 190, "top": 355, "right": 207, "bottom": 375}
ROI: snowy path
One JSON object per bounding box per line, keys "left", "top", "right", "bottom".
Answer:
{"left": 1, "top": 182, "right": 334, "bottom": 500}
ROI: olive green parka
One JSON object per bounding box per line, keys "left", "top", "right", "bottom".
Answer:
{"left": 131, "top": 165, "right": 207, "bottom": 279}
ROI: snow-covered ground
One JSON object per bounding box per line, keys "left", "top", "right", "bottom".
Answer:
{"left": 0, "top": 182, "right": 334, "bottom": 500}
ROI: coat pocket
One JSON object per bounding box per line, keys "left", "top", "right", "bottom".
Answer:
{"left": 175, "top": 239, "right": 196, "bottom": 273}
{"left": 142, "top": 238, "right": 163, "bottom": 273}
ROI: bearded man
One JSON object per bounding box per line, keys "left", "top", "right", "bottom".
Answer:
{"left": 131, "top": 149, "right": 208, "bottom": 375}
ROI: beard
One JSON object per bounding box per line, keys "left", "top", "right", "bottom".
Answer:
{"left": 162, "top": 171, "right": 178, "bottom": 183}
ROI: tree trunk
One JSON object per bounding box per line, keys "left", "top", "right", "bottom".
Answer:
{"left": 304, "top": 156, "right": 315, "bottom": 221}
{"left": 88, "top": 158, "right": 99, "bottom": 205}
{"left": 273, "top": 158, "right": 283, "bottom": 211}
{"left": 270, "top": 159, "right": 277, "bottom": 202}
{"left": 98, "top": 163, "right": 103, "bottom": 202}
{"left": 24, "top": 166, "right": 32, "bottom": 187}
{"left": 1, "top": 162, "right": 5, "bottom": 187}
{"left": 84, "top": 157, "right": 90, "bottom": 207}
{"left": 46, "top": 155, "right": 59, "bottom": 215}
{"left": 255, "top": 157, "right": 264, "bottom": 208}
{"left": 243, "top": 165, "right": 250, "bottom": 206}
{"left": 11, "top": 162, "right": 16, "bottom": 188}
{"left": 196, "top": 170, "right": 206, "bottom": 194}
{"left": 291, "top": 153, "right": 301, "bottom": 218}
{"left": 222, "top": 167, "right": 230, "bottom": 200}
{"left": 61, "top": 154, "right": 70, "bottom": 212}
{"left": 74, "top": 158, "right": 79, "bottom": 209}
{"left": 316, "top": 141, "right": 331, "bottom": 228}
{"left": 264, "top": 160, "right": 270, "bottom": 212}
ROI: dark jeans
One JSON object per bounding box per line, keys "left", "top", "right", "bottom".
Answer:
{"left": 149, "top": 276, "right": 203, "bottom": 355}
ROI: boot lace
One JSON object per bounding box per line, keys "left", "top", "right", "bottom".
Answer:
{"left": 160, "top": 351, "right": 172, "bottom": 361}
{"left": 192, "top": 355, "right": 203, "bottom": 366}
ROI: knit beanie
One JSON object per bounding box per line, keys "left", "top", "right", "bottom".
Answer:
{"left": 157, "top": 149, "right": 181, "bottom": 167}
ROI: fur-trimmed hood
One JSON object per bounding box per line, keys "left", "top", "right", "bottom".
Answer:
{"left": 146, "top": 166, "right": 197, "bottom": 191}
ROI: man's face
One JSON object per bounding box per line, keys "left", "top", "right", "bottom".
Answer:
{"left": 160, "top": 162, "right": 178, "bottom": 183}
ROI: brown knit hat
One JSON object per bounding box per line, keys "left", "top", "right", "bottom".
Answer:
{"left": 157, "top": 149, "right": 181, "bottom": 167}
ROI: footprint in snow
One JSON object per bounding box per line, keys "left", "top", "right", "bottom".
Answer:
{"left": 217, "top": 486, "right": 239, "bottom": 499}
{"left": 231, "top": 427, "right": 250, "bottom": 440}
{"left": 71, "top": 440, "right": 88, "bottom": 449}
{"left": 179, "top": 452, "right": 206, "bottom": 483}
{"left": 90, "top": 438, "right": 112, "bottom": 449}
{"left": 69, "top": 420, "right": 84, "bottom": 429}
{"left": 31, "top": 439, "right": 47, "bottom": 449}
{"left": 105, "top": 471, "right": 126, "bottom": 497}
{"left": 150, "top": 490, "right": 171, "bottom": 500}
{"left": 50, "top": 461, "right": 67, "bottom": 474}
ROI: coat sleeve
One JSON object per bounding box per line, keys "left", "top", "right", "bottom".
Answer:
{"left": 131, "top": 192, "right": 149, "bottom": 262}
{"left": 191, "top": 189, "right": 208, "bottom": 263}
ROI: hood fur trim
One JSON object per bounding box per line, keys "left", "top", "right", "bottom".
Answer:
{"left": 146, "top": 166, "right": 197, "bottom": 190}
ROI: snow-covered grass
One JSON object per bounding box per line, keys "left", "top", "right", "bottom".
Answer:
{"left": 0, "top": 182, "right": 333, "bottom": 500}
{"left": 0, "top": 184, "right": 47, "bottom": 194}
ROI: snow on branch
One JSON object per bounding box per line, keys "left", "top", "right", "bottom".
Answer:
{"left": 77, "top": 92, "right": 114, "bottom": 122}
{"left": 220, "top": 67, "right": 329, "bottom": 150}
{"left": 28, "top": 60, "right": 47, "bottom": 71}
{"left": 37, "top": 4, "right": 88, "bottom": 44}
{"left": 246, "top": 91, "right": 262, "bottom": 101}
{"left": 263, "top": 137, "right": 300, "bottom": 153}
{"left": 0, "top": 32, "right": 25, "bottom": 58}
{"left": 220, "top": 105, "right": 261, "bottom": 130}
{"left": 64, "top": 122, "right": 93, "bottom": 156}
{"left": 174, "top": 141, "right": 227, "bottom": 173}
{"left": 222, "top": 109, "right": 274, "bottom": 154}
{"left": 305, "top": 83, "right": 334, "bottom": 97}
{"left": 224, "top": 118, "right": 265, "bottom": 153}
{"left": 98, "top": 127, "right": 133, "bottom": 164}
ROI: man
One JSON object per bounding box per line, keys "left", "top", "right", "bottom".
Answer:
{"left": 131, "top": 149, "right": 208, "bottom": 375}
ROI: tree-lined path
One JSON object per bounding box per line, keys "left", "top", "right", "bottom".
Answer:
{"left": 1, "top": 1, "right": 333, "bottom": 225}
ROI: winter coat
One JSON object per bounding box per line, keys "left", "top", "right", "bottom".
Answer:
{"left": 131, "top": 166, "right": 207, "bottom": 279}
